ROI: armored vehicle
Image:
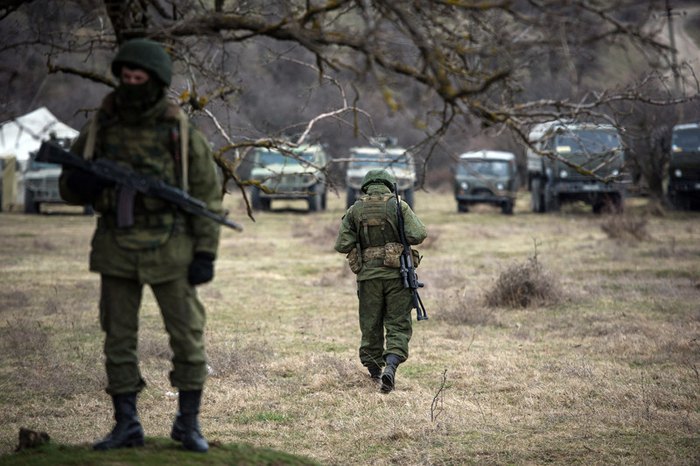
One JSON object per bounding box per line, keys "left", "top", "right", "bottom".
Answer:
{"left": 248, "top": 143, "right": 328, "bottom": 211}
{"left": 668, "top": 122, "right": 700, "bottom": 210}
{"left": 454, "top": 150, "right": 518, "bottom": 214}
{"left": 345, "top": 138, "right": 417, "bottom": 208}
{"left": 527, "top": 122, "right": 626, "bottom": 213}
{"left": 23, "top": 137, "right": 72, "bottom": 213}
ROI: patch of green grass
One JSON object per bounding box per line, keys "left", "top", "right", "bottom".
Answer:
{"left": 236, "top": 411, "right": 294, "bottom": 425}
{"left": 1, "top": 438, "right": 319, "bottom": 466}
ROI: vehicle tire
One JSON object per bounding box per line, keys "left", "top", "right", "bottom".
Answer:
{"left": 501, "top": 199, "right": 514, "bottom": 215}
{"left": 308, "top": 184, "right": 322, "bottom": 212}
{"left": 457, "top": 201, "right": 469, "bottom": 213}
{"left": 346, "top": 187, "right": 356, "bottom": 209}
{"left": 24, "top": 188, "right": 39, "bottom": 214}
{"left": 251, "top": 187, "right": 267, "bottom": 211}
{"left": 402, "top": 188, "right": 414, "bottom": 209}
{"left": 597, "top": 193, "right": 623, "bottom": 214}
{"left": 669, "top": 191, "right": 689, "bottom": 211}
{"left": 531, "top": 178, "right": 544, "bottom": 213}
{"left": 543, "top": 184, "right": 559, "bottom": 212}
{"left": 321, "top": 189, "right": 327, "bottom": 210}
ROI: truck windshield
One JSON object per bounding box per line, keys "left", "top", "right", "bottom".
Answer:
{"left": 349, "top": 152, "right": 409, "bottom": 169}
{"left": 256, "top": 149, "right": 315, "bottom": 166}
{"left": 555, "top": 130, "right": 620, "bottom": 155}
{"left": 672, "top": 128, "right": 700, "bottom": 153}
{"left": 458, "top": 160, "right": 510, "bottom": 177}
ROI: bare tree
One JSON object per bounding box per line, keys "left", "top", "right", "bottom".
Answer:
{"left": 1, "top": 0, "right": 697, "bottom": 198}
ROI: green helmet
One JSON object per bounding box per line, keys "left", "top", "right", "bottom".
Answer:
{"left": 111, "top": 38, "right": 172, "bottom": 86}
{"left": 361, "top": 169, "right": 396, "bottom": 193}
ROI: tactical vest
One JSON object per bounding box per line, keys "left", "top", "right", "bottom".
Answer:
{"left": 84, "top": 100, "right": 191, "bottom": 251}
{"left": 356, "top": 192, "right": 401, "bottom": 268}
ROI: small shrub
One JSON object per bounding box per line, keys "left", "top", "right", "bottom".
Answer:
{"left": 484, "top": 251, "right": 561, "bottom": 308}
{"left": 601, "top": 213, "right": 651, "bottom": 242}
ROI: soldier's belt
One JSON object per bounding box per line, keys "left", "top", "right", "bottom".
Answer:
{"left": 361, "top": 243, "right": 421, "bottom": 269}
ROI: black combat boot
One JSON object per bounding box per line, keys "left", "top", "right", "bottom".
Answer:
{"left": 93, "top": 392, "right": 144, "bottom": 450}
{"left": 170, "top": 390, "right": 209, "bottom": 453}
{"left": 380, "top": 354, "right": 403, "bottom": 393}
{"left": 367, "top": 363, "right": 382, "bottom": 381}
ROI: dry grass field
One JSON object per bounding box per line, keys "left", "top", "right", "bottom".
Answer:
{"left": 0, "top": 189, "right": 698, "bottom": 465}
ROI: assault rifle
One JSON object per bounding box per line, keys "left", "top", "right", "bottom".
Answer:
{"left": 37, "top": 140, "right": 243, "bottom": 231}
{"left": 394, "top": 183, "right": 428, "bottom": 321}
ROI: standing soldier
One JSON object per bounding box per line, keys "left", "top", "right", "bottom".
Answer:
{"left": 334, "top": 169, "right": 427, "bottom": 393}
{"left": 59, "top": 39, "right": 222, "bottom": 453}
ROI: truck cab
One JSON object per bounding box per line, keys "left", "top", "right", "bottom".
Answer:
{"left": 248, "top": 143, "right": 329, "bottom": 212}
{"left": 527, "top": 122, "right": 626, "bottom": 213}
{"left": 668, "top": 122, "right": 700, "bottom": 210}
{"left": 23, "top": 137, "right": 71, "bottom": 213}
{"left": 345, "top": 138, "right": 417, "bottom": 208}
{"left": 454, "top": 150, "right": 518, "bottom": 214}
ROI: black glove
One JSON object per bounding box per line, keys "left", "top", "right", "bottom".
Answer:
{"left": 188, "top": 252, "right": 215, "bottom": 286}
{"left": 65, "top": 168, "right": 114, "bottom": 201}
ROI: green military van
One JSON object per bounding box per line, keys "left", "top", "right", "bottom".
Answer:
{"left": 248, "top": 143, "right": 329, "bottom": 211}
{"left": 668, "top": 122, "right": 700, "bottom": 210}
{"left": 454, "top": 150, "right": 518, "bottom": 215}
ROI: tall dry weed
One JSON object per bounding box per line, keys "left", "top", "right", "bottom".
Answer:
{"left": 484, "top": 249, "right": 562, "bottom": 308}
{"left": 600, "top": 213, "right": 651, "bottom": 242}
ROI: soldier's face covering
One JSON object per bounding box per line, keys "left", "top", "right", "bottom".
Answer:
{"left": 116, "top": 67, "right": 164, "bottom": 114}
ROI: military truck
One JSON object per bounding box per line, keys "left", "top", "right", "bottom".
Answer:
{"left": 668, "top": 122, "right": 700, "bottom": 210}
{"left": 454, "top": 150, "right": 518, "bottom": 214}
{"left": 345, "top": 138, "right": 417, "bottom": 208}
{"left": 23, "top": 137, "right": 80, "bottom": 214}
{"left": 248, "top": 143, "right": 329, "bottom": 211}
{"left": 527, "top": 122, "right": 626, "bottom": 214}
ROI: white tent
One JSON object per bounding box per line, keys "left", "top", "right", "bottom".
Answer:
{"left": 0, "top": 107, "right": 79, "bottom": 162}
{"left": 0, "top": 108, "right": 79, "bottom": 211}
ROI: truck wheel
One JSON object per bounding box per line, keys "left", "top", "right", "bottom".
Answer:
{"left": 24, "top": 189, "right": 39, "bottom": 214}
{"left": 321, "top": 190, "right": 327, "bottom": 210}
{"left": 531, "top": 178, "right": 544, "bottom": 213}
{"left": 346, "top": 187, "right": 356, "bottom": 209}
{"left": 670, "top": 192, "right": 689, "bottom": 210}
{"left": 544, "top": 186, "right": 559, "bottom": 212}
{"left": 457, "top": 201, "right": 469, "bottom": 213}
{"left": 501, "top": 199, "right": 514, "bottom": 215}
{"left": 308, "top": 184, "right": 322, "bottom": 212}
{"left": 596, "top": 193, "right": 623, "bottom": 214}
{"left": 402, "top": 188, "right": 415, "bottom": 209}
{"left": 251, "top": 187, "right": 270, "bottom": 211}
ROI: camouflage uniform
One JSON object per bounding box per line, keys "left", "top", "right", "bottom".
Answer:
{"left": 59, "top": 39, "right": 219, "bottom": 453}
{"left": 334, "top": 170, "right": 427, "bottom": 391}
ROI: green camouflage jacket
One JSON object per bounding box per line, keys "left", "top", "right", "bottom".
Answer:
{"left": 334, "top": 184, "right": 427, "bottom": 281}
{"left": 59, "top": 93, "right": 222, "bottom": 284}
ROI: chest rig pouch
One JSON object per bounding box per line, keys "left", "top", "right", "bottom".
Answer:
{"left": 85, "top": 101, "right": 190, "bottom": 251}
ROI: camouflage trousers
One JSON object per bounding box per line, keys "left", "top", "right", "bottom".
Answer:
{"left": 357, "top": 277, "right": 413, "bottom": 368}
{"left": 99, "top": 274, "right": 207, "bottom": 395}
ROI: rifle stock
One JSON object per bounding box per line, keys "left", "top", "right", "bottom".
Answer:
{"left": 37, "top": 140, "right": 243, "bottom": 232}
{"left": 394, "top": 183, "right": 428, "bottom": 321}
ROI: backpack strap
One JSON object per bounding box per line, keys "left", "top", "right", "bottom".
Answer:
{"left": 164, "top": 103, "right": 189, "bottom": 192}
{"left": 82, "top": 117, "right": 99, "bottom": 161}
{"left": 179, "top": 110, "right": 189, "bottom": 192}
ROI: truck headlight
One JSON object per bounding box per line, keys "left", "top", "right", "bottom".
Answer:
{"left": 496, "top": 183, "right": 505, "bottom": 190}
{"left": 674, "top": 169, "right": 682, "bottom": 178}
{"left": 559, "top": 170, "right": 568, "bottom": 178}
{"left": 612, "top": 169, "right": 619, "bottom": 176}
{"left": 460, "top": 181, "right": 469, "bottom": 190}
